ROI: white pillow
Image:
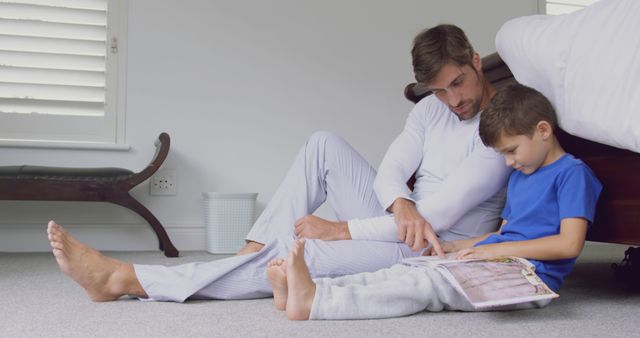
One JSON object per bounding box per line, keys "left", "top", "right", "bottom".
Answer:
{"left": 495, "top": 0, "right": 640, "bottom": 153}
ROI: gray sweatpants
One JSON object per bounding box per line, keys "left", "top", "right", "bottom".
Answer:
{"left": 310, "top": 264, "right": 551, "bottom": 320}
{"left": 134, "top": 132, "right": 416, "bottom": 302}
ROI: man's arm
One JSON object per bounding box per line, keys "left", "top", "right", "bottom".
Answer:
{"left": 293, "top": 102, "right": 424, "bottom": 243}
{"left": 388, "top": 197, "right": 444, "bottom": 255}
{"left": 388, "top": 197, "right": 437, "bottom": 252}
{"left": 413, "top": 137, "right": 510, "bottom": 234}
{"left": 348, "top": 143, "right": 508, "bottom": 252}
{"left": 373, "top": 103, "right": 426, "bottom": 210}
{"left": 379, "top": 138, "right": 509, "bottom": 252}
{"left": 360, "top": 99, "right": 509, "bottom": 252}
{"left": 293, "top": 215, "right": 351, "bottom": 240}
{"left": 455, "top": 217, "right": 588, "bottom": 260}
{"left": 372, "top": 101, "right": 442, "bottom": 252}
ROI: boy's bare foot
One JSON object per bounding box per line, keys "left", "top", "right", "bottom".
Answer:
{"left": 47, "top": 220, "right": 147, "bottom": 301}
{"left": 236, "top": 241, "right": 265, "bottom": 255}
{"left": 285, "top": 239, "right": 315, "bottom": 321}
{"left": 266, "top": 258, "right": 288, "bottom": 310}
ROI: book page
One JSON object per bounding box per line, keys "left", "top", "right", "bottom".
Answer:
{"left": 401, "top": 253, "right": 467, "bottom": 268}
{"left": 402, "top": 256, "right": 558, "bottom": 308}
{"left": 440, "top": 257, "right": 558, "bottom": 308}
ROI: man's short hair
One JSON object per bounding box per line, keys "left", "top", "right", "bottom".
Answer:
{"left": 479, "top": 84, "right": 558, "bottom": 147}
{"left": 412, "top": 24, "right": 475, "bottom": 84}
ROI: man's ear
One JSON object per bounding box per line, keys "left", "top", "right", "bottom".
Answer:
{"left": 537, "top": 120, "right": 553, "bottom": 140}
{"left": 472, "top": 52, "right": 482, "bottom": 72}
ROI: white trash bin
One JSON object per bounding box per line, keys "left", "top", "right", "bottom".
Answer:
{"left": 203, "top": 192, "right": 258, "bottom": 254}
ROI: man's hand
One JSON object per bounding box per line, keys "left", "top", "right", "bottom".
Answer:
{"left": 294, "top": 215, "right": 351, "bottom": 241}
{"left": 424, "top": 241, "right": 456, "bottom": 256}
{"left": 391, "top": 198, "right": 444, "bottom": 256}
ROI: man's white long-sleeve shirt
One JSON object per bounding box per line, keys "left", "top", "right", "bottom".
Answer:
{"left": 348, "top": 95, "right": 511, "bottom": 242}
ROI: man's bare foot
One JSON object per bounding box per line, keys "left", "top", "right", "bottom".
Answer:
{"left": 266, "top": 258, "right": 288, "bottom": 310}
{"left": 47, "top": 220, "right": 147, "bottom": 301}
{"left": 285, "top": 239, "right": 315, "bottom": 321}
{"left": 236, "top": 241, "right": 265, "bottom": 255}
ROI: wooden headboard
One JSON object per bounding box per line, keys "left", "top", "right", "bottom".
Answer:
{"left": 404, "top": 53, "right": 640, "bottom": 246}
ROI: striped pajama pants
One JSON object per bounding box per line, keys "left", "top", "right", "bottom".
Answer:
{"left": 134, "top": 131, "right": 419, "bottom": 302}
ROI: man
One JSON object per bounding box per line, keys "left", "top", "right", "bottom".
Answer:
{"left": 47, "top": 24, "right": 510, "bottom": 302}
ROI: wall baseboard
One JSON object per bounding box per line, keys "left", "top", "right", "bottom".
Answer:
{"left": 0, "top": 223, "right": 207, "bottom": 252}
{"left": 0, "top": 223, "right": 627, "bottom": 255}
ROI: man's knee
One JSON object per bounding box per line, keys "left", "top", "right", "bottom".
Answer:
{"left": 306, "top": 131, "right": 348, "bottom": 154}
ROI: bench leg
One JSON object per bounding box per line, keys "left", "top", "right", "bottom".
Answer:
{"left": 109, "top": 194, "right": 179, "bottom": 257}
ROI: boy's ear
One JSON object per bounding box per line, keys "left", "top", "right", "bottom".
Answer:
{"left": 536, "top": 120, "right": 553, "bottom": 140}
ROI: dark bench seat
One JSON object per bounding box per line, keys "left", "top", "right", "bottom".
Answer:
{"left": 0, "top": 166, "right": 134, "bottom": 180}
{"left": 0, "top": 133, "right": 179, "bottom": 257}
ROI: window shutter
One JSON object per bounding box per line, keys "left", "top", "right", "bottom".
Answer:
{"left": 0, "top": 0, "right": 124, "bottom": 145}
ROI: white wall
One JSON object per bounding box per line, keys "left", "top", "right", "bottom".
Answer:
{"left": 0, "top": 0, "right": 539, "bottom": 252}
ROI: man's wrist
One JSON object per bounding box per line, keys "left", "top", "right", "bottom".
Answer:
{"left": 333, "top": 221, "right": 351, "bottom": 240}
{"left": 390, "top": 197, "right": 414, "bottom": 213}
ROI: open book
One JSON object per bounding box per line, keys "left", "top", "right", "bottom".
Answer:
{"left": 402, "top": 255, "right": 559, "bottom": 309}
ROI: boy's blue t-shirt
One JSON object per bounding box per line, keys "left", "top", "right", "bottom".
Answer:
{"left": 475, "top": 154, "right": 602, "bottom": 291}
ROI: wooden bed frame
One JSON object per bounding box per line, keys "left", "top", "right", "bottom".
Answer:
{"left": 405, "top": 53, "right": 640, "bottom": 247}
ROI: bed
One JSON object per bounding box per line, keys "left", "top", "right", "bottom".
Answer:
{"left": 405, "top": 53, "right": 640, "bottom": 247}
{"left": 408, "top": 0, "right": 640, "bottom": 253}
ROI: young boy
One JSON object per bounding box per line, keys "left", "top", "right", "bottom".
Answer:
{"left": 266, "top": 84, "right": 602, "bottom": 320}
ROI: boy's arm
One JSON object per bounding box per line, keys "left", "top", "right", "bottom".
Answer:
{"left": 430, "top": 220, "right": 505, "bottom": 255}
{"left": 455, "top": 217, "right": 588, "bottom": 260}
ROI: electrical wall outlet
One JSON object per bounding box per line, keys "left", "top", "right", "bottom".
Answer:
{"left": 150, "top": 169, "right": 177, "bottom": 195}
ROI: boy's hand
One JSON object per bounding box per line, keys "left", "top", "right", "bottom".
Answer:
{"left": 454, "top": 246, "right": 498, "bottom": 260}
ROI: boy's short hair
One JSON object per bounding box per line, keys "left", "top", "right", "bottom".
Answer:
{"left": 411, "top": 24, "right": 475, "bottom": 84}
{"left": 479, "top": 84, "right": 558, "bottom": 147}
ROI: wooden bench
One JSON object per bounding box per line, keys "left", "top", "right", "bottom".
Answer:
{"left": 0, "top": 132, "right": 179, "bottom": 257}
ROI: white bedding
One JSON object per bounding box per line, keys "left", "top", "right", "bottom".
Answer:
{"left": 495, "top": 0, "right": 640, "bottom": 153}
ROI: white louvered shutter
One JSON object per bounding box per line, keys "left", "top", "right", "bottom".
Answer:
{"left": 0, "top": 0, "right": 124, "bottom": 144}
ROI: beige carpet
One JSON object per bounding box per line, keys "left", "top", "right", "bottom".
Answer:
{"left": 1, "top": 242, "right": 639, "bottom": 337}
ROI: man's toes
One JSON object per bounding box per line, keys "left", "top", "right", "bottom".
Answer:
{"left": 51, "top": 234, "right": 65, "bottom": 245}
{"left": 52, "top": 248, "right": 65, "bottom": 258}
{"left": 49, "top": 229, "right": 60, "bottom": 239}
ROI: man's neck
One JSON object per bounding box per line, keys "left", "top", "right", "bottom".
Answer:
{"left": 479, "top": 80, "right": 497, "bottom": 112}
